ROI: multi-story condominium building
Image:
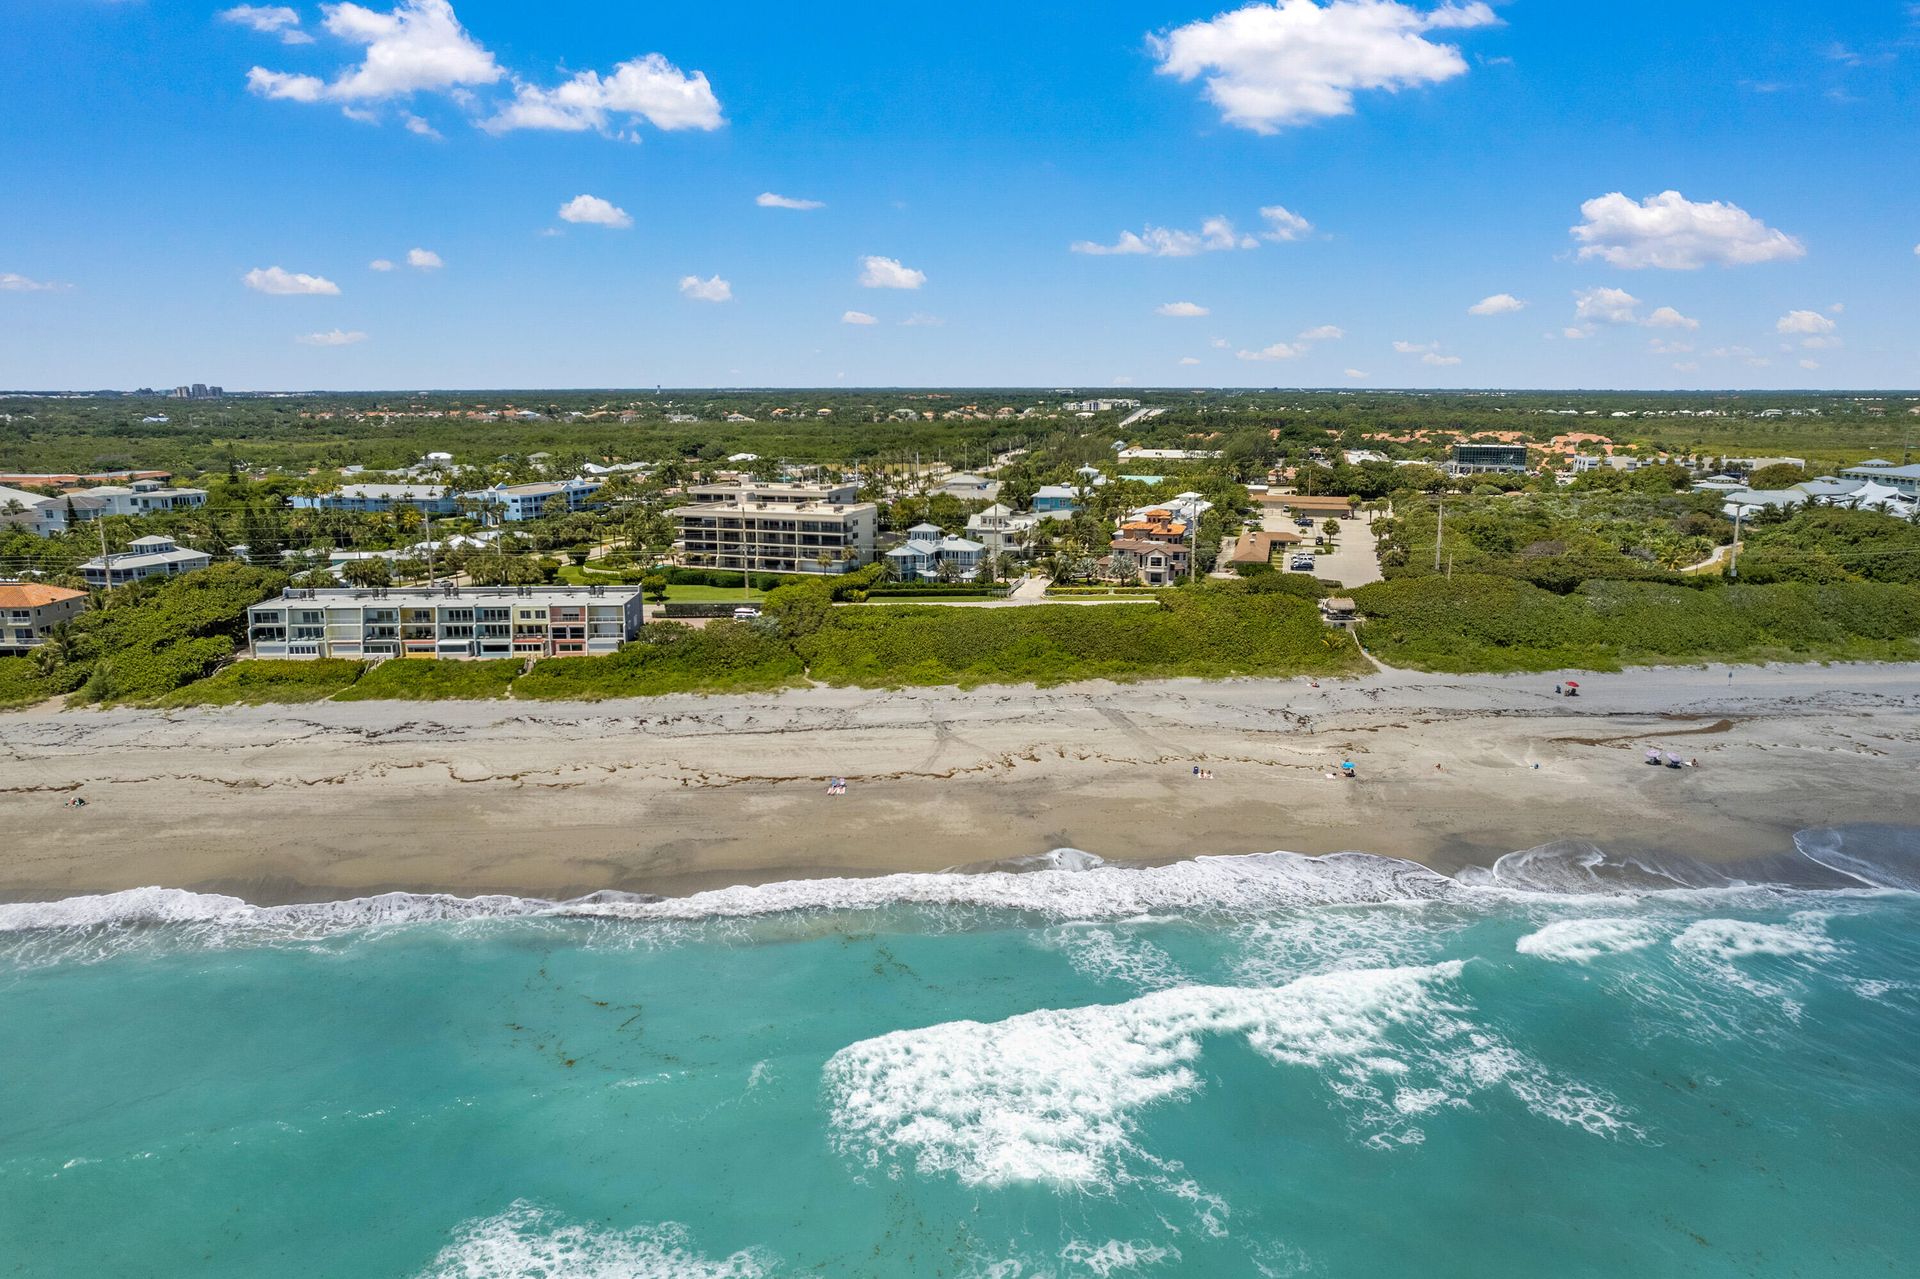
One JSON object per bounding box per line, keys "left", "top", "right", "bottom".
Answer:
{"left": 0, "top": 581, "right": 87, "bottom": 654}
{"left": 671, "top": 482, "right": 876, "bottom": 575}
{"left": 682, "top": 479, "right": 862, "bottom": 507}
{"left": 459, "top": 478, "right": 604, "bottom": 523}
{"left": 291, "top": 483, "right": 458, "bottom": 516}
{"left": 80, "top": 535, "right": 212, "bottom": 587}
{"left": 247, "top": 585, "right": 645, "bottom": 661}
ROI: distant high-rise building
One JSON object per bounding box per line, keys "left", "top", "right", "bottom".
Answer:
{"left": 168, "top": 384, "right": 225, "bottom": 400}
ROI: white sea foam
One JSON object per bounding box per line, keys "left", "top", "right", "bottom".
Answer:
{"left": 823, "top": 960, "right": 1632, "bottom": 1190}
{"left": 1515, "top": 918, "right": 1660, "bottom": 963}
{"left": 1038, "top": 925, "right": 1187, "bottom": 992}
{"left": 1670, "top": 913, "right": 1838, "bottom": 1006}
{"left": 1058, "top": 1238, "right": 1179, "bottom": 1275}
{"left": 415, "top": 1202, "right": 771, "bottom": 1279}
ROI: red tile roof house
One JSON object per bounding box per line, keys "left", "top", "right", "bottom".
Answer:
{"left": 0, "top": 581, "right": 87, "bottom": 654}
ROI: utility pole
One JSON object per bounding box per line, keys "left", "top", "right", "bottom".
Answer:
{"left": 1729, "top": 504, "right": 1744, "bottom": 580}
{"left": 424, "top": 511, "right": 435, "bottom": 586}
{"left": 97, "top": 520, "right": 110, "bottom": 608}
{"left": 1433, "top": 493, "right": 1445, "bottom": 575}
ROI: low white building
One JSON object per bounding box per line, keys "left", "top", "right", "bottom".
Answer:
{"left": 247, "top": 585, "right": 644, "bottom": 660}
{"left": 80, "top": 535, "right": 212, "bottom": 587}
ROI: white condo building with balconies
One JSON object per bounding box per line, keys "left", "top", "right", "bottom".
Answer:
{"left": 247, "top": 585, "right": 644, "bottom": 661}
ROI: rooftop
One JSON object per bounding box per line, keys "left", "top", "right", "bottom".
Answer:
{"left": 0, "top": 581, "right": 86, "bottom": 608}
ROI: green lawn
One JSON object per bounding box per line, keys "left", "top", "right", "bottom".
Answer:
{"left": 663, "top": 584, "right": 766, "bottom": 602}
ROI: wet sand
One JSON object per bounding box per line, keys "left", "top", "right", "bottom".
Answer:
{"left": 2, "top": 663, "right": 1917, "bottom": 904}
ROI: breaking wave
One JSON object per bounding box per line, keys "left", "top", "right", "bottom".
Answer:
{"left": 0, "top": 826, "right": 1911, "bottom": 965}
{"left": 822, "top": 960, "right": 1636, "bottom": 1191}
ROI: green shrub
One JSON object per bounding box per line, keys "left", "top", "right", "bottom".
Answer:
{"left": 797, "top": 592, "right": 1364, "bottom": 688}
{"left": 0, "top": 657, "right": 50, "bottom": 710}
{"left": 161, "top": 659, "right": 367, "bottom": 706}
{"left": 332, "top": 658, "right": 522, "bottom": 701}
{"left": 1354, "top": 574, "right": 1920, "bottom": 672}
{"left": 54, "top": 564, "right": 288, "bottom": 706}
{"left": 514, "top": 620, "right": 807, "bottom": 699}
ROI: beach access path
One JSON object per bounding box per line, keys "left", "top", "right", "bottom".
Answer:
{"left": 2, "top": 662, "right": 1916, "bottom": 904}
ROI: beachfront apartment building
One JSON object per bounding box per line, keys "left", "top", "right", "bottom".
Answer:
{"left": 247, "top": 585, "right": 644, "bottom": 661}
{"left": 291, "top": 483, "right": 459, "bottom": 516}
{"left": 459, "top": 478, "right": 604, "bottom": 524}
{"left": 0, "top": 581, "right": 87, "bottom": 654}
{"left": 79, "top": 535, "right": 212, "bottom": 587}
{"left": 670, "top": 482, "right": 876, "bottom": 575}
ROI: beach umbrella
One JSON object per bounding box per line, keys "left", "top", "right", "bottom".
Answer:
{"left": 1565, "top": 680, "right": 1580, "bottom": 689}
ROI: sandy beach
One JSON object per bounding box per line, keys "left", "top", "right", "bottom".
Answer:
{"left": 2, "top": 662, "right": 1917, "bottom": 904}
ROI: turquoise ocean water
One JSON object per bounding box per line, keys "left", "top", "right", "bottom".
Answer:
{"left": 2, "top": 829, "right": 1917, "bottom": 1277}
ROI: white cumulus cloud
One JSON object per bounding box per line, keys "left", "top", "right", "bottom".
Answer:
{"left": 1468, "top": 292, "right": 1526, "bottom": 315}
{"left": 1237, "top": 342, "right": 1306, "bottom": 361}
{"left": 1644, "top": 306, "right": 1698, "bottom": 330}
{"left": 0, "top": 272, "right": 67, "bottom": 292}
{"left": 247, "top": 0, "right": 501, "bottom": 106}
{"left": 1150, "top": 0, "right": 1500, "bottom": 134}
{"left": 558, "top": 194, "right": 631, "bottom": 228}
{"left": 678, "top": 274, "right": 732, "bottom": 302}
{"left": 1422, "top": 352, "right": 1463, "bottom": 366}
{"left": 1179, "top": 356, "right": 1203, "bottom": 365}
{"left": 758, "top": 192, "right": 824, "bottom": 210}
{"left": 483, "top": 53, "right": 723, "bottom": 136}
{"left": 1571, "top": 191, "right": 1805, "bottom": 270}
{"left": 1259, "top": 204, "right": 1314, "bottom": 241}
{"left": 1345, "top": 368, "right": 1369, "bottom": 378}
{"left": 1573, "top": 286, "right": 1643, "bottom": 325}
{"left": 406, "top": 247, "right": 443, "bottom": 269}
{"left": 859, "top": 256, "right": 925, "bottom": 289}
{"left": 1776, "top": 309, "right": 1837, "bottom": 336}
{"left": 1392, "top": 339, "right": 1436, "bottom": 354}
{"left": 1072, "top": 216, "right": 1257, "bottom": 257}
{"left": 369, "top": 258, "right": 396, "bottom": 271}
{"left": 841, "top": 310, "right": 877, "bottom": 325}
{"left": 243, "top": 266, "right": 341, "bottom": 295}
{"left": 1157, "top": 301, "right": 1210, "bottom": 317}
{"left": 296, "top": 328, "right": 368, "bottom": 345}
{"left": 1297, "top": 324, "right": 1344, "bottom": 341}
{"left": 220, "top": 5, "right": 314, "bottom": 44}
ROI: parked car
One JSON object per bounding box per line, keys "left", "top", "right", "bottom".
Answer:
{"left": 1290, "top": 555, "right": 1315, "bottom": 571}
{"left": 732, "top": 605, "right": 761, "bottom": 620}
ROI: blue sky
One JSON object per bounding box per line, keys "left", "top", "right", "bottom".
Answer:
{"left": 3, "top": 0, "right": 1917, "bottom": 390}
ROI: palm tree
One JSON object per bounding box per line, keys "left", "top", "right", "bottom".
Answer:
{"left": 31, "top": 621, "right": 76, "bottom": 676}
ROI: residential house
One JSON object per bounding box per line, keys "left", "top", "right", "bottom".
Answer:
{"left": 885, "top": 529, "right": 988, "bottom": 581}
{"left": 69, "top": 479, "right": 208, "bottom": 518}
{"left": 937, "top": 472, "right": 1000, "bottom": 501}
{"left": 80, "top": 534, "right": 212, "bottom": 587}
{"left": 0, "top": 581, "right": 87, "bottom": 655}
{"left": 247, "top": 585, "right": 643, "bottom": 661}
{"left": 1032, "top": 484, "right": 1080, "bottom": 514}
{"left": 1106, "top": 538, "right": 1189, "bottom": 586}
